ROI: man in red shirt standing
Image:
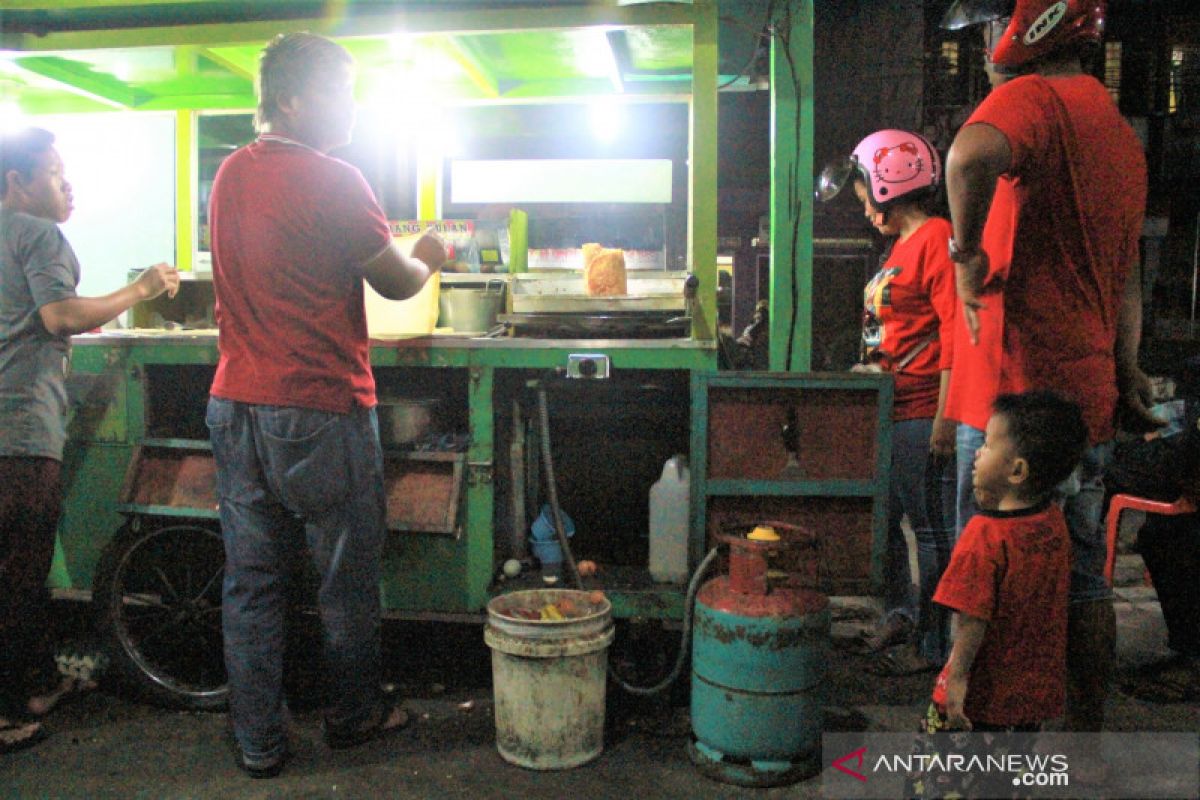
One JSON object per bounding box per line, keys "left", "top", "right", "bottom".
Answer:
{"left": 940, "top": 0, "right": 1160, "bottom": 738}
{"left": 207, "top": 32, "right": 445, "bottom": 778}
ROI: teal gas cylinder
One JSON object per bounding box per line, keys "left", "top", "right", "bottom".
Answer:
{"left": 689, "top": 525, "right": 829, "bottom": 787}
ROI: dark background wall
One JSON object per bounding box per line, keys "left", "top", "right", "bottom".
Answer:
{"left": 714, "top": 0, "right": 1200, "bottom": 367}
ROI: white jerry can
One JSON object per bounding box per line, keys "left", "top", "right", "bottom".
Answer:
{"left": 649, "top": 454, "right": 690, "bottom": 583}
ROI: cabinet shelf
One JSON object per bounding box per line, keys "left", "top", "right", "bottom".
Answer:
{"left": 380, "top": 449, "right": 466, "bottom": 462}
{"left": 140, "top": 437, "right": 210, "bottom": 450}
{"left": 691, "top": 372, "right": 893, "bottom": 595}
{"left": 703, "top": 479, "right": 881, "bottom": 497}
{"left": 383, "top": 452, "right": 466, "bottom": 536}
{"left": 113, "top": 438, "right": 466, "bottom": 537}
{"left": 489, "top": 564, "right": 687, "bottom": 620}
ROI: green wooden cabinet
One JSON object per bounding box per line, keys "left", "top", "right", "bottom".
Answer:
{"left": 53, "top": 336, "right": 717, "bottom": 619}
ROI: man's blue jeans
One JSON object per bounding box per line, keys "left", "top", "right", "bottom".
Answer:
{"left": 1060, "top": 441, "right": 1114, "bottom": 604}
{"left": 207, "top": 397, "right": 387, "bottom": 764}
{"left": 883, "top": 418, "right": 956, "bottom": 662}
{"left": 955, "top": 424, "right": 986, "bottom": 537}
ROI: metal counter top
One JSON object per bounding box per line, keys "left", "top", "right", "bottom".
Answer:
{"left": 73, "top": 330, "right": 716, "bottom": 351}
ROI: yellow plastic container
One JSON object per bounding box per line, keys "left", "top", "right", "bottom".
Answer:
{"left": 365, "top": 270, "right": 440, "bottom": 337}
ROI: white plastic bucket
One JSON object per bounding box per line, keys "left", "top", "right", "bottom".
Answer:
{"left": 484, "top": 589, "right": 614, "bottom": 770}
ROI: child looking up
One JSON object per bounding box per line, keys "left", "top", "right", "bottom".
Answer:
{"left": 930, "top": 391, "right": 1088, "bottom": 731}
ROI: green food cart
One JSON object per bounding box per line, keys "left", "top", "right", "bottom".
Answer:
{"left": 3, "top": 0, "right": 891, "bottom": 711}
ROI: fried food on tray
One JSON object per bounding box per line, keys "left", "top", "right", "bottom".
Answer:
{"left": 582, "top": 242, "right": 604, "bottom": 267}
{"left": 581, "top": 243, "right": 627, "bottom": 297}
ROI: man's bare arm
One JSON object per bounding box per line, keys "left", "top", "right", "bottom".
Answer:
{"left": 39, "top": 263, "right": 179, "bottom": 336}
{"left": 1115, "top": 260, "right": 1163, "bottom": 431}
{"left": 946, "top": 123, "right": 1010, "bottom": 261}
{"left": 362, "top": 230, "right": 446, "bottom": 301}
{"left": 946, "top": 123, "right": 1010, "bottom": 343}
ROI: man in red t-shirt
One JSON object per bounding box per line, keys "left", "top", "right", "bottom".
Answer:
{"left": 940, "top": 0, "right": 1160, "bottom": 736}
{"left": 207, "top": 33, "right": 445, "bottom": 778}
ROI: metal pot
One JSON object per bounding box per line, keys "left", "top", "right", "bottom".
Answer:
{"left": 376, "top": 397, "right": 439, "bottom": 445}
{"left": 438, "top": 279, "right": 505, "bottom": 333}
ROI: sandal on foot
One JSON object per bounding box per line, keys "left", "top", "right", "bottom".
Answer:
{"left": 1124, "top": 663, "right": 1200, "bottom": 703}
{"left": 867, "top": 645, "right": 940, "bottom": 677}
{"left": 0, "top": 720, "right": 47, "bottom": 755}
{"left": 325, "top": 703, "right": 409, "bottom": 750}
{"left": 842, "top": 616, "right": 913, "bottom": 655}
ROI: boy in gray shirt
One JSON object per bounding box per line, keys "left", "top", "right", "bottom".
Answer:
{"left": 0, "top": 127, "right": 179, "bottom": 753}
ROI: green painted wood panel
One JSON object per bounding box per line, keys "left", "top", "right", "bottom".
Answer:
{"left": 768, "top": 1, "right": 814, "bottom": 371}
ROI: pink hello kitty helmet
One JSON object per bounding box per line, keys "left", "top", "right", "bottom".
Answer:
{"left": 817, "top": 129, "right": 942, "bottom": 209}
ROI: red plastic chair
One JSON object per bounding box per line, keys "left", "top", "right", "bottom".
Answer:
{"left": 1104, "top": 494, "right": 1197, "bottom": 586}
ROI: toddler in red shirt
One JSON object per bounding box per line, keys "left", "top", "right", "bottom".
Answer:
{"left": 927, "top": 391, "right": 1088, "bottom": 732}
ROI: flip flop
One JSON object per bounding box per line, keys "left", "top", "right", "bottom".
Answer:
{"left": 867, "top": 645, "right": 940, "bottom": 677}
{"left": 1124, "top": 662, "right": 1200, "bottom": 704}
{"left": 325, "top": 701, "right": 410, "bottom": 750}
{"left": 0, "top": 721, "right": 47, "bottom": 756}
{"left": 840, "top": 616, "right": 914, "bottom": 655}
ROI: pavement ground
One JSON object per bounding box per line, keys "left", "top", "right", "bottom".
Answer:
{"left": 2, "top": 554, "right": 1197, "bottom": 800}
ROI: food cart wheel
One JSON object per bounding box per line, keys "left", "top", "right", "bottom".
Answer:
{"left": 93, "top": 521, "right": 228, "bottom": 711}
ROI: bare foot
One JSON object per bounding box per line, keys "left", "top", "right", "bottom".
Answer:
{"left": 325, "top": 702, "right": 410, "bottom": 750}
{"left": 27, "top": 676, "right": 97, "bottom": 717}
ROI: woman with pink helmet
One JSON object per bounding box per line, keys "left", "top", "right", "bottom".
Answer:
{"left": 819, "top": 129, "right": 957, "bottom": 675}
